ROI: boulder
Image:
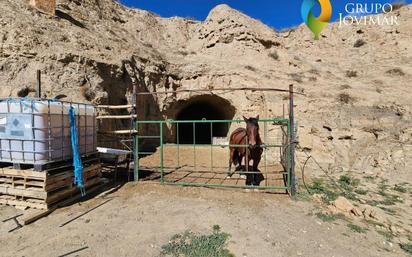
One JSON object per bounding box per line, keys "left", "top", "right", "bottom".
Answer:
{"left": 332, "top": 196, "right": 362, "bottom": 217}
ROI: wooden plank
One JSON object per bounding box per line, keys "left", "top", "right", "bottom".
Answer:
{"left": 46, "top": 177, "right": 102, "bottom": 204}
{"left": 45, "top": 164, "right": 100, "bottom": 184}
{"left": 0, "top": 186, "right": 47, "bottom": 199}
{"left": 46, "top": 172, "right": 72, "bottom": 185}
{"left": 23, "top": 209, "right": 54, "bottom": 224}
{"left": 45, "top": 178, "right": 72, "bottom": 192}
{"left": 22, "top": 181, "right": 107, "bottom": 225}
{"left": 0, "top": 196, "right": 48, "bottom": 210}
{"left": 0, "top": 168, "right": 46, "bottom": 179}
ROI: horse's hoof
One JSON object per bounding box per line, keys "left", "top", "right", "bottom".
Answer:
{"left": 226, "top": 174, "right": 232, "bottom": 179}
{"left": 240, "top": 175, "right": 247, "bottom": 179}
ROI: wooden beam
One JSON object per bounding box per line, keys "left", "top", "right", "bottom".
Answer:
{"left": 99, "top": 130, "right": 138, "bottom": 135}
{"left": 96, "top": 105, "right": 135, "bottom": 109}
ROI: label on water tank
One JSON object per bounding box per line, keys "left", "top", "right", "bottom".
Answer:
{"left": 0, "top": 116, "right": 6, "bottom": 125}
{"left": 0, "top": 114, "right": 33, "bottom": 140}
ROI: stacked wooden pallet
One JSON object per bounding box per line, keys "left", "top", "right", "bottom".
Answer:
{"left": 0, "top": 160, "right": 103, "bottom": 210}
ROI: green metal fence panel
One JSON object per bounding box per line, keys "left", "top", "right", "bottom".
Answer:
{"left": 134, "top": 119, "right": 293, "bottom": 192}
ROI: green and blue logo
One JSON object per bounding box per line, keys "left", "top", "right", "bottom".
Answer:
{"left": 301, "top": 0, "right": 332, "bottom": 40}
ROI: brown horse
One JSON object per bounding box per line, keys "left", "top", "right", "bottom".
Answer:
{"left": 227, "top": 115, "right": 263, "bottom": 185}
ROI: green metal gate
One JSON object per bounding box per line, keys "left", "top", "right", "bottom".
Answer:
{"left": 133, "top": 118, "right": 294, "bottom": 193}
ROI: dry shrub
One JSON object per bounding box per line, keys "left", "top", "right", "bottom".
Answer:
{"left": 338, "top": 93, "right": 354, "bottom": 104}
{"left": 289, "top": 73, "right": 303, "bottom": 83}
{"left": 346, "top": 70, "right": 358, "bottom": 78}
{"left": 80, "top": 86, "right": 95, "bottom": 101}
{"left": 309, "top": 69, "right": 319, "bottom": 75}
{"left": 386, "top": 1, "right": 406, "bottom": 12}
{"left": 386, "top": 68, "right": 405, "bottom": 76}
{"left": 244, "top": 65, "right": 257, "bottom": 72}
{"left": 176, "top": 50, "right": 189, "bottom": 56}
{"left": 268, "top": 51, "right": 279, "bottom": 60}
{"left": 353, "top": 39, "right": 366, "bottom": 48}
{"left": 17, "top": 86, "right": 35, "bottom": 97}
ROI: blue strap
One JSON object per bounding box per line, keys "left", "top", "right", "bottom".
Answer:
{"left": 69, "top": 107, "right": 86, "bottom": 196}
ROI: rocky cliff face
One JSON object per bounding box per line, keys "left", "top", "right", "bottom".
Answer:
{"left": 0, "top": 0, "right": 411, "bottom": 180}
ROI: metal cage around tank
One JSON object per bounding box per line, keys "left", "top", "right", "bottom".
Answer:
{"left": 0, "top": 98, "right": 97, "bottom": 166}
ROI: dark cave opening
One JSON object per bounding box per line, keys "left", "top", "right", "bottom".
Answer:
{"left": 175, "top": 95, "right": 235, "bottom": 144}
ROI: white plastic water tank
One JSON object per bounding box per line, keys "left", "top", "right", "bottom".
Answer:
{"left": 0, "top": 98, "right": 96, "bottom": 165}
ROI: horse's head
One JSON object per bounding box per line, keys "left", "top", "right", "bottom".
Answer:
{"left": 243, "top": 115, "right": 260, "bottom": 148}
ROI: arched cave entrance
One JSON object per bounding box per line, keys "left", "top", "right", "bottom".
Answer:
{"left": 174, "top": 95, "right": 236, "bottom": 144}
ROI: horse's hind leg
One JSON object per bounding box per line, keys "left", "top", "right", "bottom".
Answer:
{"left": 227, "top": 149, "right": 235, "bottom": 178}
{"left": 238, "top": 154, "right": 247, "bottom": 179}
{"left": 237, "top": 154, "right": 243, "bottom": 170}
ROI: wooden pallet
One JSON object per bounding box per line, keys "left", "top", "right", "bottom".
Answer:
{"left": 0, "top": 162, "right": 103, "bottom": 210}
{"left": 0, "top": 152, "right": 99, "bottom": 172}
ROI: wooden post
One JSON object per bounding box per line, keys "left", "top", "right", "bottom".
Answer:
{"left": 289, "top": 84, "right": 297, "bottom": 195}
{"left": 36, "top": 70, "right": 41, "bottom": 98}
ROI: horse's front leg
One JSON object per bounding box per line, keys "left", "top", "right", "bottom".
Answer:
{"left": 251, "top": 156, "right": 261, "bottom": 186}
{"left": 240, "top": 152, "right": 248, "bottom": 180}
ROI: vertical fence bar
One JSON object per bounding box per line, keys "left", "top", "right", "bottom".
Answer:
{"left": 133, "top": 84, "right": 139, "bottom": 182}
{"left": 289, "top": 84, "right": 297, "bottom": 195}
{"left": 160, "top": 122, "right": 164, "bottom": 183}
{"left": 7, "top": 100, "right": 12, "bottom": 162}
{"left": 61, "top": 102, "right": 64, "bottom": 160}
{"left": 286, "top": 120, "right": 291, "bottom": 191}
{"left": 177, "top": 122, "right": 180, "bottom": 168}
{"left": 193, "top": 122, "right": 196, "bottom": 172}
{"left": 264, "top": 121, "right": 268, "bottom": 187}
{"left": 134, "top": 121, "right": 139, "bottom": 181}
{"left": 210, "top": 122, "right": 213, "bottom": 173}
{"left": 245, "top": 133, "right": 248, "bottom": 177}
{"left": 19, "top": 101, "right": 25, "bottom": 163}
{"left": 47, "top": 100, "right": 52, "bottom": 161}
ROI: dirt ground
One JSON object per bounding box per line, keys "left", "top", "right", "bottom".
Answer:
{"left": 0, "top": 183, "right": 408, "bottom": 257}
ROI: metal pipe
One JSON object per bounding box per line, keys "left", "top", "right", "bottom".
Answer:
{"left": 160, "top": 122, "right": 164, "bottom": 183}
{"left": 36, "top": 70, "right": 41, "bottom": 98}
{"left": 163, "top": 181, "right": 288, "bottom": 191}
{"left": 177, "top": 123, "right": 180, "bottom": 168}
{"left": 133, "top": 83, "right": 139, "bottom": 182}
{"left": 289, "top": 84, "right": 297, "bottom": 195}
{"left": 134, "top": 87, "right": 305, "bottom": 96}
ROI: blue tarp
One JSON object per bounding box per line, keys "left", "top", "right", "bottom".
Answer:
{"left": 69, "top": 106, "right": 86, "bottom": 196}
